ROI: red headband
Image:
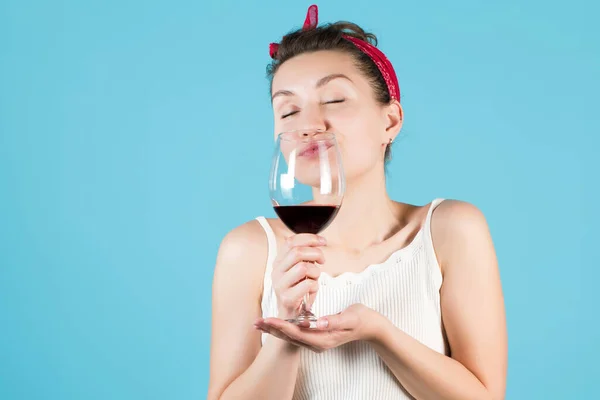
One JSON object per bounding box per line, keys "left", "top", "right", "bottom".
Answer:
{"left": 269, "top": 4, "right": 400, "bottom": 102}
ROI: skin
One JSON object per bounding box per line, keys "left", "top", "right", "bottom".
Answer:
{"left": 208, "top": 50, "right": 507, "bottom": 400}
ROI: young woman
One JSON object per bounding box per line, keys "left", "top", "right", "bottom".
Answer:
{"left": 209, "top": 5, "right": 507, "bottom": 400}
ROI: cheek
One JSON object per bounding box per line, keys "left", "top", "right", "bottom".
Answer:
{"left": 342, "top": 137, "right": 381, "bottom": 166}
{"left": 336, "top": 110, "right": 383, "bottom": 150}
{"left": 332, "top": 101, "right": 383, "bottom": 133}
{"left": 336, "top": 134, "right": 382, "bottom": 180}
{"left": 332, "top": 109, "right": 385, "bottom": 174}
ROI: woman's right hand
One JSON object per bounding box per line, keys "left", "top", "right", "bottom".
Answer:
{"left": 271, "top": 234, "right": 326, "bottom": 320}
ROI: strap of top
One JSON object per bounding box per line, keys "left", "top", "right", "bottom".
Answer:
{"left": 255, "top": 217, "right": 277, "bottom": 280}
{"left": 425, "top": 198, "right": 445, "bottom": 227}
{"left": 423, "top": 198, "right": 445, "bottom": 289}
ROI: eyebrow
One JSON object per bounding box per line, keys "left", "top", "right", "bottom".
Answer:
{"left": 271, "top": 73, "right": 353, "bottom": 101}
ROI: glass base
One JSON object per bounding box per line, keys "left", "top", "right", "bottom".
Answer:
{"left": 286, "top": 310, "right": 318, "bottom": 329}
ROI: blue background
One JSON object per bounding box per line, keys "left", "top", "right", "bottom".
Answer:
{"left": 1, "top": 0, "right": 597, "bottom": 398}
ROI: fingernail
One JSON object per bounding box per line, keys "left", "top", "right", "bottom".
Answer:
{"left": 318, "top": 236, "right": 327, "bottom": 244}
{"left": 317, "top": 318, "right": 328, "bottom": 329}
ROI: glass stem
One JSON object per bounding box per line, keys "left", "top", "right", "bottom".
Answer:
{"left": 301, "top": 292, "right": 310, "bottom": 313}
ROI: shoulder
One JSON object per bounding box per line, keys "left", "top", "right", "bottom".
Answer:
{"left": 433, "top": 199, "right": 488, "bottom": 230}
{"left": 216, "top": 219, "right": 268, "bottom": 266}
{"left": 213, "top": 219, "right": 271, "bottom": 297}
{"left": 218, "top": 219, "right": 267, "bottom": 255}
{"left": 430, "top": 200, "right": 494, "bottom": 273}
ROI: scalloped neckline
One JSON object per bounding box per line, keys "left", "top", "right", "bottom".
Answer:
{"left": 317, "top": 227, "right": 424, "bottom": 284}
{"left": 258, "top": 199, "right": 441, "bottom": 285}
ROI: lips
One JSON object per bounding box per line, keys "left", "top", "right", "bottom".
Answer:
{"left": 298, "top": 142, "right": 333, "bottom": 158}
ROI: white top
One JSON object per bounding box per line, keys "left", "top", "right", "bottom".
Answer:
{"left": 255, "top": 199, "right": 449, "bottom": 400}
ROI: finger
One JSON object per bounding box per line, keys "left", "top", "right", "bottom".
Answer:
{"left": 278, "top": 262, "right": 321, "bottom": 290}
{"left": 286, "top": 234, "right": 327, "bottom": 248}
{"left": 303, "top": 263, "right": 321, "bottom": 280}
{"left": 255, "top": 325, "right": 320, "bottom": 352}
{"left": 262, "top": 317, "right": 297, "bottom": 330}
{"left": 295, "top": 320, "right": 312, "bottom": 329}
{"left": 256, "top": 324, "right": 299, "bottom": 343}
{"left": 263, "top": 320, "right": 325, "bottom": 352}
{"left": 262, "top": 318, "right": 316, "bottom": 340}
{"left": 304, "top": 278, "right": 321, "bottom": 310}
{"left": 316, "top": 311, "right": 357, "bottom": 331}
{"left": 260, "top": 321, "right": 306, "bottom": 344}
{"left": 276, "top": 246, "right": 325, "bottom": 274}
{"left": 285, "top": 278, "right": 319, "bottom": 305}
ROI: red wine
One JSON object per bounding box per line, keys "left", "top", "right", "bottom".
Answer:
{"left": 274, "top": 205, "right": 340, "bottom": 234}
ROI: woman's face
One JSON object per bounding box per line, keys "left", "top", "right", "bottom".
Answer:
{"left": 271, "top": 50, "right": 401, "bottom": 180}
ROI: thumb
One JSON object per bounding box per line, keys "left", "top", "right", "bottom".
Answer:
{"left": 317, "top": 311, "right": 358, "bottom": 331}
{"left": 316, "top": 311, "right": 352, "bottom": 330}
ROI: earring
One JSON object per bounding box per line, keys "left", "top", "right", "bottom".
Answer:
{"left": 385, "top": 138, "right": 393, "bottom": 161}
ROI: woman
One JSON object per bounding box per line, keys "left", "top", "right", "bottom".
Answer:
{"left": 209, "top": 5, "right": 507, "bottom": 400}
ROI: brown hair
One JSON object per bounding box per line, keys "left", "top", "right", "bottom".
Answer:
{"left": 267, "top": 22, "right": 394, "bottom": 162}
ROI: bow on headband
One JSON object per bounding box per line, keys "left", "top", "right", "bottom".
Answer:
{"left": 268, "top": 4, "right": 400, "bottom": 102}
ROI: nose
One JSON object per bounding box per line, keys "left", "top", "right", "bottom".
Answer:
{"left": 296, "top": 103, "right": 328, "bottom": 133}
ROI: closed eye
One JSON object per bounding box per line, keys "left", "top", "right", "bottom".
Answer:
{"left": 281, "top": 100, "right": 344, "bottom": 119}
{"left": 281, "top": 110, "right": 299, "bottom": 119}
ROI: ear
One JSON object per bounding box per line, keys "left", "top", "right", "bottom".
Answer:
{"left": 384, "top": 100, "right": 403, "bottom": 142}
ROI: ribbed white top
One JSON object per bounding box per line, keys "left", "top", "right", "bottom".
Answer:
{"left": 255, "top": 199, "right": 448, "bottom": 399}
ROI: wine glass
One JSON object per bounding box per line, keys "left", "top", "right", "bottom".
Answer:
{"left": 269, "top": 129, "right": 345, "bottom": 327}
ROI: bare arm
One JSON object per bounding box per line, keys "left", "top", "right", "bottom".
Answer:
{"left": 207, "top": 221, "right": 301, "bottom": 400}
{"left": 368, "top": 200, "right": 507, "bottom": 400}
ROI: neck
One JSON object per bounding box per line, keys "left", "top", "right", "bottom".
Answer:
{"left": 323, "top": 167, "right": 400, "bottom": 251}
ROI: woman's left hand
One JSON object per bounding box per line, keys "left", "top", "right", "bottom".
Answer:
{"left": 254, "top": 303, "right": 381, "bottom": 353}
